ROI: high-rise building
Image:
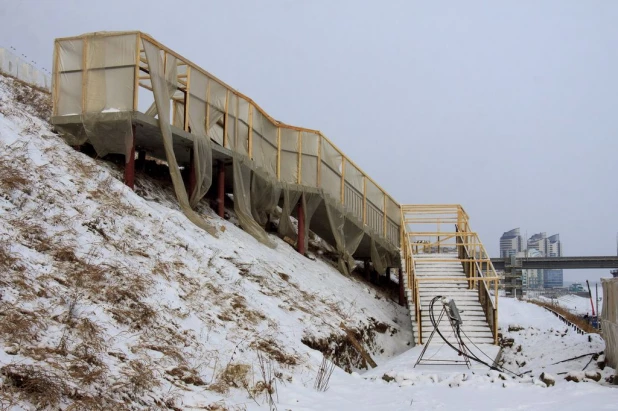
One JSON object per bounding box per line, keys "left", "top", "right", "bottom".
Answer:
{"left": 500, "top": 228, "right": 523, "bottom": 258}
{"left": 499, "top": 229, "right": 564, "bottom": 290}
{"left": 519, "top": 248, "right": 544, "bottom": 289}
{"left": 526, "top": 232, "right": 563, "bottom": 288}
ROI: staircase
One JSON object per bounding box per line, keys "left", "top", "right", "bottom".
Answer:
{"left": 401, "top": 205, "right": 499, "bottom": 346}
{"left": 413, "top": 254, "right": 494, "bottom": 345}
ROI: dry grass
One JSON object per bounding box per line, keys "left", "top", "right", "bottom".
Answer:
{"left": 251, "top": 338, "right": 299, "bottom": 366}
{"left": 119, "top": 360, "right": 158, "bottom": 395}
{"left": 209, "top": 363, "right": 251, "bottom": 394}
{"left": 166, "top": 365, "right": 206, "bottom": 386}
{"left": 0, "top": 305, "right": 43, "bottom": 346}
{"left": 0, "top": 241, "right": 25, "bottom": 278}
{"left": 0, "top": 364, "right": 67, "bottom": 409}
{"left": 6, "top": 77, "right": 52, "bottom": 121}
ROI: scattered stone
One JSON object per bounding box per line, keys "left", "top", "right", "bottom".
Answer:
{"left": 565, "top": 372, "right": 585, "bottom": 383}
{"left": 4, "top": 345, "right": 19, "bottom": 355}
{"left": 508, "top": 325, "right": 524, "bottom": 332}
{"left": 540, "top": 372, "right": 555, "bottom": 387}
{"left": 585, "top": 371, "right": 602, "bottom": 382}
{"left": 382, "top": 374, "right": 395, "bottom": 383}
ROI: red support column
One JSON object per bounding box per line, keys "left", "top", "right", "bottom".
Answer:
{"left": 297, "top": 194, "right": 305, "bottom": 256}
{"left": 188, "top": 149, "right": 196, "bottom": 201}
{"left": 399, "top": 268, "right": 405, "bottom": 306}
{"left": 124, "top": 124, "right": 136, "bottom": 190}
{"left": 217, "top": 161, "right": 225, "bottom": 218}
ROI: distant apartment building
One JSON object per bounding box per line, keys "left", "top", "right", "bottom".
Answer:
{"left": 500, "top": 230, "right": 564, "bottom": 289}
{"left": 500, "top": 228, "right": 523, "bottom": 258}
{"left": 527, "top": 232, "right": 562, "bottom": 257}
{"left": 519, "top": 248, "right": 544, "bottom": 289}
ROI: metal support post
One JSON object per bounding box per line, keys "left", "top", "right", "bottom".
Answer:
{"left": 297, "top": 194, "right": 305, "bottom": 255}
{"left": 124, "top": 124, "right": 136, "bottom": 189}
{"left": 217, "top": 160, "right": 225, "bottom": 218}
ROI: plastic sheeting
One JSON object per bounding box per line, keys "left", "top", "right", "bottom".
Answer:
{"left": 52, "top": 32, "right": 403, "bottom": 267}
{"left": 601, "top": 278, "right": 618, "bottom": 373}
{"left": 233, "top": 154, "right": 276, "bottom": 248}
{"left": 81, "top": 34, "right": 137, "bottom": 158}
{"left": 325, "top": 200, "right": 364, "bottom": 275}
{"left": 277, "top": 187, "right": 301, "bottom": 240}
{"left": 250, "top": 168, "right": 281, "bottom": 227}
{"left": 143, "top": 40, "right": 217, "bottom": 236}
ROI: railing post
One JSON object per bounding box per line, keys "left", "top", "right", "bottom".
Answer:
{"left": 398, "top": 268, "right": 405, "bottom": 306}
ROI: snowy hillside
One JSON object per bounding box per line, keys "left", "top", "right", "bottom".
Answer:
{"left": 2, "top": 75, "right": 618, "bottom": 410}
{"left": 0, "top": 75, "right": 411, "bottom": 409}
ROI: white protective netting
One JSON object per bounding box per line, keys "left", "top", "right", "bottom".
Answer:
{"left": 52, "top": 32, "right": 403, "bottom": 268}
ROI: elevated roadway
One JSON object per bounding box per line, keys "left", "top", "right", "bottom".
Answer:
{"left": 491, "top": 256, "right": 618, "bottom": 271}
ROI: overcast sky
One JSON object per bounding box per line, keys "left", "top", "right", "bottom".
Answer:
{"left": 1, "top": 1, "right": 616, "bottom": 282}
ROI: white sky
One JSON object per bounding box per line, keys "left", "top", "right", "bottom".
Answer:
{"left": 1, "top": 0, "right": 616, "bottom": 281}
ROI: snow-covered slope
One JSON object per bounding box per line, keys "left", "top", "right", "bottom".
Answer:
{"left": 0, "top": 75, "right": 412, "bottom": 410}
{"left": 2, "top": 75, "right": 618, "bottom": 411}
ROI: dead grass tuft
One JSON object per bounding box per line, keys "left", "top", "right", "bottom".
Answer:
{"left": 252, "top": 338, "right": 299, "bottom": 366}
{"left": 0, "top": 160, "right": 29, "bottom": 191}
{"left": 7, "top": 77, "right": 52, "bottom": 120}
{"left": 209, "top": 363, "right": 251, "bottom": 394}
{"left": 1, "top": 364, "right": 66, "bottom": 408}
{"left": 166, "top": 365, "right": 206, "bottom": 386}
{"left": 119, "top": 360, "right": 158, "bottom": 395}
{"left": 0, "top": 241, "right": 25, "bottom": 276}
{"left": 53, "top": 246, "right": 79, "bottom": 263}
{"left": 109, "top": 301, "right": 156, "bottom": 330}
{"left": 0, "top": 305, "right": 43, "bottom": 345}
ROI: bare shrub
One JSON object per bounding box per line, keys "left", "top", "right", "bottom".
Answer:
{"left": 251, "top": 351, "right": 279, "bottom": 409}
{"left": 314, "top": 355, "right": 336, "bottom": 392}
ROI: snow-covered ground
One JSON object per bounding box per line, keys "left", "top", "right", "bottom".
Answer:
{"left": 532, "top": 293, "right": 600, "bottom": 316}
{"left": 1, "top": 75, "right": 618, "bottom": 410}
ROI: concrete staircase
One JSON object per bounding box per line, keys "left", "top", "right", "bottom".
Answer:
{"left": 407, "top": 253, "right": 494, "bottom": 345}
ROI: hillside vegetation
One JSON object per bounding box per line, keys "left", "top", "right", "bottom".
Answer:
{"left": 0, "top": 75, "right": 412, "bottom": 410}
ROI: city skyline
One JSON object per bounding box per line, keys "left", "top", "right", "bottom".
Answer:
{"left": 499, "top": 228, "right": 563, "bottom": 288}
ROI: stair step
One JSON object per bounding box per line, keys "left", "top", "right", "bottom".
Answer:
{"left": 419, "top": 325, "right": 492, "bottom": 332}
